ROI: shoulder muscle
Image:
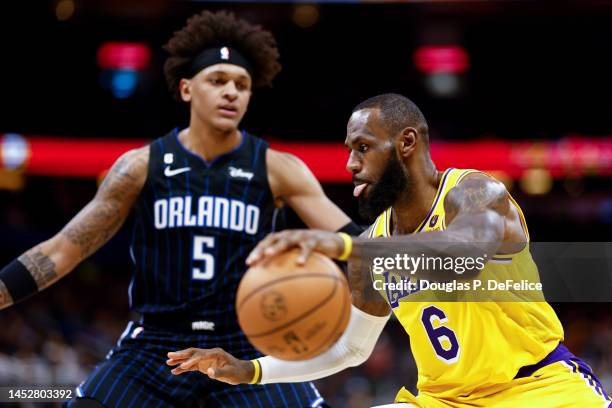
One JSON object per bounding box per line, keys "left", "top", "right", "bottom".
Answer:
{"left": 444, "top": 172, "right": 509, "bottom": 224}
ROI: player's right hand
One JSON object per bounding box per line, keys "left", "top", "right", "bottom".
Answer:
{"left": 166, "top": 347, "right": 255, "bottom": 385}
{"left": 246, "top": 229, "right": 344, "bottom": 266}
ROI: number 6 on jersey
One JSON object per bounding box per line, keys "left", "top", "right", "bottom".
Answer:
{"left": 421, "top": 305, "right": 460, "bottom": 364}
{"left": 193, "top": 236, "right": 215, "bottom": 280}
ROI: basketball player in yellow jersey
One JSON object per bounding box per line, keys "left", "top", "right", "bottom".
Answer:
{"left": 167, "top": 94, "right": 610, "bottom": 407}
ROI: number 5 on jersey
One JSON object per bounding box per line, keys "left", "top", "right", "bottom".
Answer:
{"left": 193, "top": 236, "right": 215, "bottom": 280}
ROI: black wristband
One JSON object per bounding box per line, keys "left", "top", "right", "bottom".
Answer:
{"left": 336, "top": 221, "right": 364, "bottom": 236}
{"left": 0, "top": 259, "right": 38, "bottom": 304}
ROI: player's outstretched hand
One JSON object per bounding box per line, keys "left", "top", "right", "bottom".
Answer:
{"left": 166, "top": 347, "right": 254, "bottom": 385}
{"left": 246, "top": 229, "right": 344, "bottom": 266}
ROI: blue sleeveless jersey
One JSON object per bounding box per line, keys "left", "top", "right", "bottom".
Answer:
{"left": 128, "top": 129, "right": 276, "bottom": 332}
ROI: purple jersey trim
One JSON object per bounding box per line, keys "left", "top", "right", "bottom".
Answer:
{"left": 514, "top": 342, "right": 574, "bottom": 379}
{"left": 515, "top": 342, "right": 611, "bottom": 401}
{"left": 415, "top": 168, "right": 453, "bottom": 233}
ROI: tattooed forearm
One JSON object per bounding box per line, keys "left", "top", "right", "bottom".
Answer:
{"left": 61, "top": 148, "right": 148, "bottom": 259}
{"left": 0, "top": 280, "right": 14, "bottom": 308}
{"left": 18, "top": 249, "right": 57, "bottom": 290}
{"left": 347, "top": 228, "right": 391, "bottom": 316}
{"left": 348, "top": 261, "right": 391, "bottom": 316}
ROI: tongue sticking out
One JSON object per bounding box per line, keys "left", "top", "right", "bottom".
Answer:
{"left": 353, "top": 183, "right": 368, "bottom": 197}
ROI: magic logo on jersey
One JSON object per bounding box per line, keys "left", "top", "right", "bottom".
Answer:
{"left": 153, "top": 195, "right": 260, "bottom": 235}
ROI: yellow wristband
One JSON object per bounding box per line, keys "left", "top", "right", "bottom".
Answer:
{"left": 337, "top": 232, "right": 353, "bottom": 261}
{"left": 249, "top": 359, "right": 261, "bottom": 384}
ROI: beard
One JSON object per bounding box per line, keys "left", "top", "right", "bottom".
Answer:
{"left": 358, "top": 154, "right": 410, "bottom": 224}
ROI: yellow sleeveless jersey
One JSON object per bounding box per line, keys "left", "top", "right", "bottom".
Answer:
{"left": 369, "top": 168, "right": 564, "bottom": 402}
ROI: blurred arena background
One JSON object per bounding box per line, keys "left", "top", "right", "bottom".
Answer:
{"left": 1, "top": 0, "right": 611, "bottom": 406}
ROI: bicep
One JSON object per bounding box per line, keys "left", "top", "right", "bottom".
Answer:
{"left": 268, "top": 150, "right": 350, "bottom": 230}
{"left": 285, "top": 194, "right": 349, "bottom": 230}
{"left": 56, "top": 147, "right": 148, "bottom": 263}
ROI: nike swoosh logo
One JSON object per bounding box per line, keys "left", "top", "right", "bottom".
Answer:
{"left": 164, "top": 166, "right": 191, "bottom": 177}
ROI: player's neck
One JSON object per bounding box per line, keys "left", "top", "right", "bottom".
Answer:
{"left": 391, "top": 159, "right": 441, "bottom": 235}
{"left": 179, "top": 121, "right": 242, "bottom": 163}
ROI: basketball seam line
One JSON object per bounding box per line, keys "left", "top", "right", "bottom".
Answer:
{"left": 237, "top": 273, "right": 342, "bottom": 310}
{"left": 243, "top": 278, "right": 340, "bottom": 338}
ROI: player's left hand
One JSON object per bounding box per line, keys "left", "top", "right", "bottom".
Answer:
{"left": 166, "top": 347, "right": 254, "bottom": 385}
{"left": 246, "top": 229, "right": 344, "bottom": 266}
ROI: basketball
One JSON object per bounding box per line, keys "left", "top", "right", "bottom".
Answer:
{"left": 236, "top": 248, "right": 352, "bottom": 361}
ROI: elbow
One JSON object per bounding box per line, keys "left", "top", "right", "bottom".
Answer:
{"left": 352, "top": 351, "right": 371, "bottom": 367}
{"left": 38, "top": 236, "right": 80, "bottom": 279}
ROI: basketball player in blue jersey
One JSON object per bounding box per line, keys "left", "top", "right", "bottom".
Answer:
{"left": 169, "top": 94, "right": 611, "bottom": 407}
{"left": 0, "top": 10, "right": 362, "bottom": 407}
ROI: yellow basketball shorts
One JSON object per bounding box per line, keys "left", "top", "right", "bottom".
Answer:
{"left": 395, "top": 358, "right": 611, "bottom": 407}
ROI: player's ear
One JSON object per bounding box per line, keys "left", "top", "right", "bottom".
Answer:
{"left": 179, "top": 78, "right": 191, "bottom": 103}
{"left": 397, "top": 127, "right": 417, "bottom": 158}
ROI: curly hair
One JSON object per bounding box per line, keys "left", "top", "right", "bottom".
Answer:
{"left": 163, "top": 10, "right": 282, "bottom": 100}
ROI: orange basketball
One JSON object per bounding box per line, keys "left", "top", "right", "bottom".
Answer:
{"left": 236, "top": 248, "right": 351, "bottom": 361}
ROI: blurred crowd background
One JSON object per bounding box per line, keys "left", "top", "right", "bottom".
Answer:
{"left": 1, "top": 0, "right": 612, "bottom": 406}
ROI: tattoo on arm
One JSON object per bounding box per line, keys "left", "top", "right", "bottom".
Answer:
{"left": 348, "top": 228, "right": 391, "bottom": 316}
{"left": 18, "top": 249, "right": 57, "bottom": 290}
{"left": 61, "top": 148, "right": 147, "bottom": 259}
{"left": 437, "top": 174, "right": 509, "bottom": 251}
{"left": 61, "top": 202, "right": 123, "bottom": 259}
{"left": 444, "top": 175, "right": 508, "bottom": 222}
